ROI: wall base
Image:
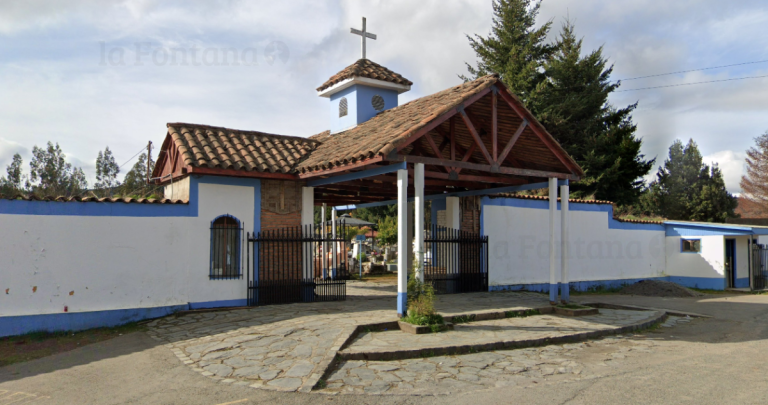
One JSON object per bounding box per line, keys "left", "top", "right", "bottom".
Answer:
{"left": 491, "top": 276, "right": 728, "bottom": 294}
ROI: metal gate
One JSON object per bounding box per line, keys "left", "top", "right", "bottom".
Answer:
{"left": 752, "top": 244, "right": 768, "bottom": 290}
{"left": 246, "top": 222, "right": 351, "bottom": 306}
{"left": 424, "top": 225, "right": 488, "bottom": 294}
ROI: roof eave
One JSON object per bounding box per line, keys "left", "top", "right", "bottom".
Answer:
{"left": 317, "top": 76, "right": 411, "bottom": 98}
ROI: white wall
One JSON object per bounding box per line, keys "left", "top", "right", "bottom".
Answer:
{"left": 483, "top": 202, "right": 666, "bottom": 288}
{"left": 0, "top": 177, "right": 256, "bottom": 318}
{"left": 164, "top": 176, "right": 190, "bottom": 200}
{"left": 665, "top": 235, "right": 724, "bottom": 281}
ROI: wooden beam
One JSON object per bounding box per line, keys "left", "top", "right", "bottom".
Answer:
{"left": 498, "top": 119, "right": 528, "bottom": 164}
{"left": 395, "top": 87, "right": 492, "bottom": 152}
{"left": 450, "top": 116, "right": 456, "bottom": 161}
{"left": 424, "top": 171, "right": 527, "bottom": 185}
{"left": 388, "top": 154, "right": 578, "bottom": 180}
{"left": 492, "top": 90, "right": 498, "bottom": 162}
{"left": 496, "top": 87, "right": 581, "bottom": 177}
{"left": 188, "top": 166, "right": 298, "bottom": 180}
{"left": 298, "top": 156, "right": 385, "bottom": 179}
{"left": 459, "top": 108, "right": 494, "bottom": 165}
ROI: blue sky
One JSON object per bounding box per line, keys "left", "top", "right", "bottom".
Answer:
{"left": 1, "top": 0, "right": 767, "bottom": 194}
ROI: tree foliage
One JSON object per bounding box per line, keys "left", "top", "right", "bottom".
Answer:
{"left": 120, "top": 152, "right": 156, "bottom": 198}
{"left": 95, "top": 146, "right": 121, "bottom": 195}
{"left": 643, "top": 139, "right": 737, "bottom": 222}
{"left": 0, "top": 153, "right": 26, "bottom": 195}
{"left": 534, "top": 21, "right": 654, "bottom": 205}
{"left": 462, "top": 0, "right": 552, "bottom": 103}
{"left": 377, "top": 216, "right": 398, "bottom": 246}
{"left": 740, "top": 131, "right": 768, "bottom": 216}
{"left": 28, "top": 142, "right": 87, "bottom": 197}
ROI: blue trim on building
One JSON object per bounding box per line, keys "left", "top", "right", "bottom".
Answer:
{"left": 666, "top": 224, "right": 753, "bottom": 237}
{"left": 480, "top": 196, "right": 665, "bottom": 232}
{"left": 490, "top": 276, "right": 728, "bottom": 293}
{"left": 0, "top": 305, "right": 188, "bottom": 338}
{"left": 307, "top": 163, "right": 406, "bottom": 187}
{"left": 188, "top": 299, "right": 248, "bottom": 310}
{"left": 735, "top": 277, "right": 750, "bottom": 288}
{"left": 397, "top": 292, "right": 407, "bottom": 316}
{"left": 549, "top": 284, "right": 557, "bottom": 301}
{"left": 561, "top": 283, "right": 570, "bottom": 302}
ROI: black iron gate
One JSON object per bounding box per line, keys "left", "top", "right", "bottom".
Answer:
{"left": 424, "top": 225, "right": 488, "bottom": 294}
{"left": 752, "top": 244, "right": 768, "bottom": 290}
{"left": 247, "top": 222, "right": 351, "bottom": 306}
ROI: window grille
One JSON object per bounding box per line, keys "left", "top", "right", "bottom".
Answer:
{"left": 210, "top": 215, "right": 243, "bottom": 279}
{"left": 339, "top": 97, "right": 348, "bottom": 117}
{"left": 681, "top": 239, "right": 701, "bottom": 253}
{"left": 371, "top": 94, "right": 385, "bottom": 111}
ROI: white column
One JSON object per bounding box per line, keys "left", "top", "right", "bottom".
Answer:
{"left": 332, "top": 207, "right": 337, "bottom": 279}
{"left": 549, "top": 178, "right": 557, "bottom": 303}
{"left": 301, "top": 187, "right": 314, "bottom": 279}
{"left": 407, "top": 201, "right": 415, "bottom": 273}
{"left": 414, "top": 163, "right": 425, "bottom": 282}
{"left": 321, "top": 203, "right": 327, "bottom": 279}
{"left": 397, "top": 169, "right": 409, "bottom": 316}
{"left": 446, "top": 196, "right": 460, "bottom": 286}
{"left": 446, "top": 197, "right": 460, "bottom": 230}
{"left": 560, "top": 183, "right": 569, "bottom": 303}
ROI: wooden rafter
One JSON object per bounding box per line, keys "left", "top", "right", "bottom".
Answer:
{"left": 459, "top": 108, "right": 494, "bottom": 165}
{"left": 498, "top": 119, "right": 528, "bottom": 165}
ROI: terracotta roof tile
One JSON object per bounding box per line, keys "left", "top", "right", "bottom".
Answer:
{"left": 166, "top": 123, "right": 320, "bottom": 174}
{"left": 0, "top": 195, "right": 188, "bottom": 204}
{"left": 299, "top": 74, "right": 498, "bottom": 173}
{"left": 317, "top": 59, "right": 412, "bottom": 92}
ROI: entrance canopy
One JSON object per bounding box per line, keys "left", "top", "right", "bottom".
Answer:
{"left": 297, "top": 74, "right": 582, "bottom": 206}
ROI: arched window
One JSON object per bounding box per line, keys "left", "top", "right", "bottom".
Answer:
{"left": 339, "top": 97, "right": 348, "bottom": 117}
{"left": 210, "top": 215, "right": 242, "bottom": 279}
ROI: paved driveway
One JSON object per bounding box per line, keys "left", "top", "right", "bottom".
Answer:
{"left": 2, "top": 292, "right": 768, "bottom": 404}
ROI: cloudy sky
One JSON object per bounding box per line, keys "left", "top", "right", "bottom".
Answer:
{"left": 1, "top": 0, "right": 767, "bottom": 193}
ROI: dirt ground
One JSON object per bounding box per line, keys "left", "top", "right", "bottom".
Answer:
{"left": 619, "top": 279, "right": 704, "bottom": 298}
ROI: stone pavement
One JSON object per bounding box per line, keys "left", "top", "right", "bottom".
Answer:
{"left": 342, "top": 309, "right": 658, "bottom": 358}
{"left": 146, "top": 291, "right": 670, "bottom": 395}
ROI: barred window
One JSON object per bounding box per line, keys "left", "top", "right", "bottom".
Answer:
{"left": 210, "top": 215, "right": 243, "bottom": 279}
{"left": 681, "top": 239, "right": 701, "bottom": 253}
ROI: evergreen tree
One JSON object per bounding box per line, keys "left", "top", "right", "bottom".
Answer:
{"left": 645, "top": 139, "right": 737, "bottom": 222}
{"left": 0, "top": 153, "right": 26, "bottom": 195}
{"left": 535, "top": 21, "right": 654, "bottom": 205}
{"left": 94, "top": 146, "right": 120, "bottom": 195}
{"left": 740, "top": 131, "right": 768, "bottom": 215}
{"left": 28, "top": 142, "right": 87, "bottom": 197}
{"left": 462, "top": 0, "right": 552, "bottom": 103}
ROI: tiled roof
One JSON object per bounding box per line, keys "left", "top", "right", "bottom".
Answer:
{"left": 167, "top": 123, "right": 320, "bottom": 174}
{"left": 299, "top": 74, "right": 498, "bottom": 173}
{"left": 0, "top": 195, "right": 187, "bottom": 204}
{"left": 317, "top": 59, "right": 412, "bottom": 92}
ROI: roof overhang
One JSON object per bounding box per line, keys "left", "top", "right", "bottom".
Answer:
{"left": 317, "top": 76, "right": 411, "bottom": 98}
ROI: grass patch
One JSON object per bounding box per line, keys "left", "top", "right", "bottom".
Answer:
{"left": 450, "top": 314, "right": 476, "bottom": 324}
{"left": 505, "top": 309, "right": 540, "bottom": 318}
{"left": 315, "top": 379, "right": 327, "bottom": 389}
{"left": 557, "top": 303, "right": 591, "bottom": 310}
{"left": 0, "top": 322, "right": 146, "bottom": 367}
{"left": 400, "top": 313, "right": 444, "bottom": 326}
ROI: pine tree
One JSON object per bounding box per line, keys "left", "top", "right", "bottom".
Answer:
{"left": 646, "top": 139, "right": 737, "bottom": 222}
{"left": 740, "top": 131, "right": 768, "bottom": 215}
{"left": 94, "top": 146, "right": 121, "bottom": 196}
{"left": 28, "top": 142, "right": 88, "bottom": 197}
{"left": 535, "top": 21, "right": 654, "bottom": 205}
{"left": 462, "top": 0, "right": 552, "bottom": 103}
{"left": 0, "top": 153, "right": 26, "bottom": 195}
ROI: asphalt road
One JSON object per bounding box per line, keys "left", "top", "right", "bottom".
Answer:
{"left": 2, "top": 293, "right": 768, "bottom": 405}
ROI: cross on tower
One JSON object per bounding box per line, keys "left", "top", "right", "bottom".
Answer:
{"left": 350, "top": 17, "right": 377, "bottom": 60}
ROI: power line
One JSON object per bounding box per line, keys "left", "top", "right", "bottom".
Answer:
{"left": 619, "top": 59, "right": 768, "bottom": 81}
{"left": 119, "top": 147, "right": 146, "bottom": 169}
{"left": 616, "top": 74, "right": 768, "bottom": 92}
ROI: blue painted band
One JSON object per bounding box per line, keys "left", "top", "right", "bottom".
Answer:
{"left": 397, "top": 292, "right": 407, "bottom": 316}
{"left": 561, "top": 282, "right": 570, "bottom": 302}
{"left": 549, "top": 284, "right": 558, "bottom": 301}
{"left": 0, "top": 304, "right": 188, "bottom": 338}
{"left": 188, "top": 299, "right": 248, "bottom": 310}
{"left": 307, "top": 162, "right": 407, "bottom": 187}
{"left": 490, "top": 276, "right": 728, "bottom": 293}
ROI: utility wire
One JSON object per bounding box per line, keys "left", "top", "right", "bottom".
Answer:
{"left": 619, "top": 59, "right": 768, "bottom": 81}
{"left": 616, "top": 74, "right": 768, "bottom": 92}
{"left": 119, "top": 147, "right": 146, "bottom": 169}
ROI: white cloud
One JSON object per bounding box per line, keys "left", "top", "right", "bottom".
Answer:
{"left": 703, "top": 150, "right": 746, "bottom": 194}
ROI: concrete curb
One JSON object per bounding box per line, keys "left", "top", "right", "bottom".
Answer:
{"left": 335, "top": 306, "right": 668, "bottom": 362}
